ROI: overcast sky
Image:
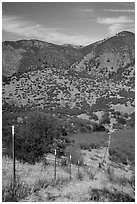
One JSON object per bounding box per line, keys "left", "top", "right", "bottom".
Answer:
{"left": 2, "top": 2, "right": 135, "bottom": 45}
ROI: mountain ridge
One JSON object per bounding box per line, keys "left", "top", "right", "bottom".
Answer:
{"left": 2, "top": 30, "right": 135, "bottom": 130}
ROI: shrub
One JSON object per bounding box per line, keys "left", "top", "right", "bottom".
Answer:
{"left": 129, "top": 174, "right": 135, "bottom": 193}
{"left": 128, "top": 112, "right": 135, "bottom": 127}
{"left": 76, "top": 171, "right": 84, "bottom": 181}
{"left": 3, "top": 111, "right": 61, "bottom": 164}
{"left": 100, "top": 112, "right": 110, "bottom": 124}
{"left": 117, "top": 116, "right": 126, "bottom": 125}
{"left": 50, "top": 177, "right": 69, "bottom": 188}
{"left": 123, "top": 113, "right": 129, "bottom": 118}
{"left": 92, "top": 122, "right": 106, "bottom": 132}
{"left": 64, "top": 144, "right": 84, "bottom": 166}
{"left": 68, "top": 117, "right": 93, "bottom": 133}
{"left": 106, "top": 166, "right": 129, "bottom": 185}
{"left": 86, "top": 168, "right": 95, "bottom": 180}
{"left": 109, "top": 148, "right": 128, "bottom": 165}
{"left": 88, "top": 188, "right": 135, "bottom": 202}
{"left": 89, "top": 112, "right": 98, "bottom": 121}
{"left": 41, "top": 156, "right": 49, "bottom": 168}
{"left": 32, "top": 179, "right": 49, "bottom": 192}
{"left": 80, "top": 126, "right": 88, "bottom": 133}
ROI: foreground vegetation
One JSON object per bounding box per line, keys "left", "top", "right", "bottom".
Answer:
{"left": 3, "top": 110, "right": 108, "bottom": 164}
{"left": 2, "top": 109, "right": 135, "bottom": 202}
{"left": 2, "top": 151, "right": 135, "bottom": 202}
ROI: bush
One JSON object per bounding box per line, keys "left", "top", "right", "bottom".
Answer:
{"left": 65, "top": 144, "right": 84, "bottom": 165}
{"left": 76, "top": 171, "right": 84, "bottom": 181}
{"left": 3, "top": 111, "right": 61, "bottom": 164}
{"left": 68, "top": 117, "right": 93, "bottom": 133}
{"left": 128, "top": 112, "right": 135, "bottom": 127}
{"left": 92, "top": 122, "right": 106, "bottom": 132}
{"left": 88, "top": 188, "right": 135, "bottom": 202}
{"left": 109, "top": 148, "right": 127, "bottom": 165}
{"left": 33, "top": 179, "right": 49, "bottom": 192}
{"left": 106, "top": 166, "right": 129, "bottom": 186}
{"left": 89, "top": 112, "right": 98, "bottom": 121}
{"left": 86, "top": 168, "right": 95, "bottom": 180}
{"left": 117, "top": 116, "right": 126, "bottom": 125}
{"left": 100, "top": 112, "right": 110, "bottom": 124}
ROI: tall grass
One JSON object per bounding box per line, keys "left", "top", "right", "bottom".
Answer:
{"left": 109, "top": 128, "right": 135, "bottom": 165}
{"left": 70, "top": 132, "right": 108, "bottom": 150}
{"left": 106, "top": 166, "right": 130, "bottom": 186}
{"left": 88, "top": 188, "right": 135, "bottom": 202}
{"left": 2, "top": 179, "right": 31, "bottom": 202}
{"left": 2, "top": 155, "right": 70, "bottom": 200}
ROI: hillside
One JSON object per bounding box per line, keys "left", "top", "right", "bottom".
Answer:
{"left": 2, "top": 39, "right": 84, "bottom": 78}
{"left": 2, "top": 31, "right": 135, "bottom": 148}
{"left": 2, "top": 31, "right": 135, "bottom": 132}
{"left": 72, "top": 31, "right": 135, "bottom": 77}
{"left": 2, "top": 31, "right": 135, "bottom": 202}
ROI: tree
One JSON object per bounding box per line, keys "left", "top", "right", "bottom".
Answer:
{"left": 15, "top": 111, "right": 61, "bottom": 164}
{"left": 100, "top": 112, "right": 110, "bottom": 124}
{"left": 117, "top": 116, "right": 126, "bottom": 125}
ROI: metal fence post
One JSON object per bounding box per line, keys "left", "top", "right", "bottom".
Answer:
{"left": 78, "top": 160, "right": 80, "bottom": 175}
{"left": 12, "top": 125, "right": 16, "bottom": 189}
{"left": 69, "top": 155, "right": 72, "bottom": 180}
{"left": 54, "top": 149, "right": 57, "bottom": 180}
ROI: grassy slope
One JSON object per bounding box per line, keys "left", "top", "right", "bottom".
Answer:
{"left": 2, "top": 145, "right": 134, "bottom": 202}
{"left": 109, "top": 128, "right": 135, "bottom": 165}
{"left": 69, "top": 132, "right": 108, "bottom": 150}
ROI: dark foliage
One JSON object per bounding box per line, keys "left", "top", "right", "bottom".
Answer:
{"left": 3, "top": 111, "right": 62, "bottom": 164}
{"left": 88, "top": 188, "right": 134, "bottom": 202}
{"left": 92, "top": 122, "right": 106, "bottom": 132}
{"left": 89, "top": 112, "right": 98, "bottom": 121}
{"left": 100, "top": 112, "right": 110, "bottom": 124}
{"left": 117, "top": 116, "right": 127, "bottom": 125}
{"left": 128, "top": 112, "right": 135, "bottom": 127}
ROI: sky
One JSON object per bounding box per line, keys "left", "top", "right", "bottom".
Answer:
{"left": 2, "top": 2, "right": 135, "bottom": 45}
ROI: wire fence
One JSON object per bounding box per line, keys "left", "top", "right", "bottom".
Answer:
{"left": 2, "top": 149, "right": 79, "bottom": 190}
{"left": 2, "top": 124, "right": 77, "bottom": 188}
{"left": 2, "top": 125, "right": 110, "bottom": 190}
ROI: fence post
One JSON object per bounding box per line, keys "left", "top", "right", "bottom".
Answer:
{"left": 78, "top": 160, "right": 80, "bottom": 175}
{"left": 102, "top": 133, "right": 109, "bottom": 165}
{"left": 12, "top": 125, "right": 16, "bottom": 189}
{"left": 69, "top": 155, "right": 72, "bottom": 180}
{"left": 54, "top": 149, "right": 57, "bottom": 180}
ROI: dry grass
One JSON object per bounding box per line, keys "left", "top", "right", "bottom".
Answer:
{"left": 88, "top": 187, "right": 135, "bottom": 202}
{"left": 2, "top": 156, "right": 69, "bottom": 193}
{"left": 109, "top": 128, "right": 135, "bottom": 165}
{"left": 70, "top": 132, "right": 108, "bottom": 150}
{"left": 2, "top": 179, "right": 31, "bottom": 202}
{"left": 106, "top": 165, "right": 133, "bottom": 189}
{"left": 2, "top": 146, "right": 135, "bottom": 202}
